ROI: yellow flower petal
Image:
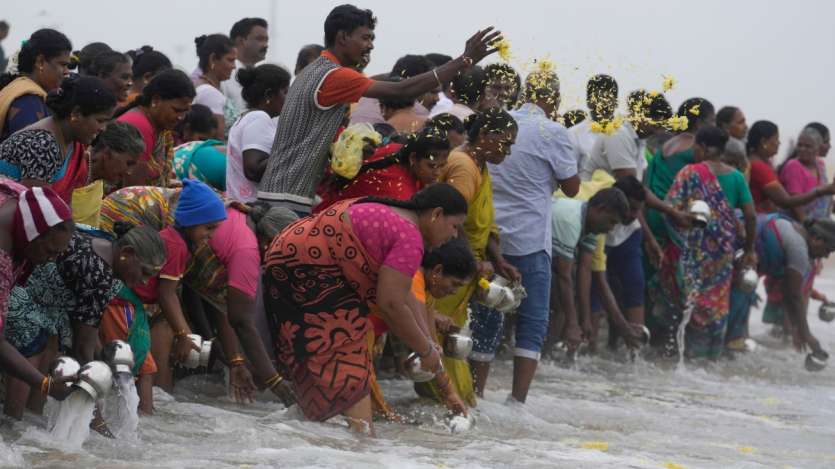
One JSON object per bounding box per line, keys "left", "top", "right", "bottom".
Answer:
{"left": 580, "top": 441, "right": 609, "bottom": 451}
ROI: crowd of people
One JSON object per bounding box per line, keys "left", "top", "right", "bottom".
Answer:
{"left": 0, "top": 4, "right": 834, "bottom": 438}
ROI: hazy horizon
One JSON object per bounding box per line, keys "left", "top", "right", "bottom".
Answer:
{"left": 5, "top": 0, "right": 834, "bottom": 159}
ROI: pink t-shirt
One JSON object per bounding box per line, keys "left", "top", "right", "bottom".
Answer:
{"left": 208, "top": 207, "right": 260, "bottom": 298}
{"left": 347, "top": 202, "right": 424, "bottom": 276}
{"left": 116, "top": 110, "right": 156, "bottom": 167}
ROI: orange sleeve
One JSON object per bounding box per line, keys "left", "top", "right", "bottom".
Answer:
{"left": 411, "top": 271, "right": 427, "bottom": 304}
{"left": 316, "top": 67, "right": 374, "bottom": 108}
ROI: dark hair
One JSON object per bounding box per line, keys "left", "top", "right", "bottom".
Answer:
{"left": 427, "top": 113, "right": 465, "bottom": 135}
{"left": 372, "top": 122, "right": 401, "bottom": 142}
{"left": 87, "top": 51, "right": 130, "bottom": 78}
{"left": 421, "top": 238, "right": 477, "bottom": 280}
{"left": 629, "top": 90, "right": 672, "bottom": 122}
{"left": 746, "top": 120, "right": 779, "bottom": 154}
{"left": 46, "top": 75, "right": 117, "bottom": 118}
{"left": 72, "top": 42, "right": 112, "bottom": 74}
{"left": 229, "top": 17, "right": 268, "bottom": 41}
{"left": 588, "top": 187, "right": 630, "bottom": 221}
{"left": 425, "top": 53, "right": 453, "bottom": 68}
{"left": 324, "top": 5, "right": 377, "bottom": 48}
{"left": 92, "top": 121, "right": 145, "bottom": 156}
{"left": 395, "top": 125, "right": 449, "bottom": 165}
{"left": 613, "top": 175, "right": 646, "bottom": 202}
{"left": 463, "top": 106, "right": 517, "bottom": 143}
{"left": 0, "top": 29, "right": 72, "bottom": 89}
{"left": 804, "top": 217, "right": 835, "bottom": 251}
{"left": 237, "top": 63, "right": 291, "bottom": 108}
{"left": 391, "top": 54, "right": 433, "bottom": 78}
{"left": 360, "top": 182, "right": 467, "bottom": 216}
{"left": 695, "top": 125, "right": 729, "bottom": 155}
{"left": 378, "top": 75, "right": 414, "bottom": 111}
{"left": 562, "top": 109, "right": 587, "bottom": 128}
{"left": 586, "top": 74, "right": 618, "bottom": 117}
{"left": 177, "top": 103, "right": 217, "bottom": 137}
{"left": 677, "top": 97, "right": 714, "bottom": 132}
{"left": 451, "top": 66, "right": 486, "bottom": 106}
{"left": 116, "top": 69, "right": 195, "bottom": 116}
{"left": 805, "top": 122, "right": 830, "bottom": 140}
{"left": 295, "top": 44, "right": 324, "bottom": 74}
{"left": 716, "top": 106, "right": 740, "bottom": 130}
{"left": 127, "top": 46, "right": 172, "bottom": 80}
{"left": 485, "top": 63, "right": 522, "bottom": 106}
{"left": 0, "top": 21, "right": 9, "bottom": 31}
{"left": 195, "top": 34, "right": 234, "bottom": 72}
{"left": 112, "top": 222, "right": 166, "bottom": 268}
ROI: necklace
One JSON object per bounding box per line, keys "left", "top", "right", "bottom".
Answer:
{"left": 199, "top": 74, "right": 220, "bottom": 89}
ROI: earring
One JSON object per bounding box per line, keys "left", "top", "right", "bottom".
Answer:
{"left": 211, "top": 63, "right": 215, "bottom": 71}
{"left": 120, "top": 256, "right": 126, "bottom": 261}
{"left": 266, "top": 98, "right": 271, "bottom": 105}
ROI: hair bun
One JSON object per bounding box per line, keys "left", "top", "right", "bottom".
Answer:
{"left": 112, "top": 220, "right": 135, "bottom": 239}
{"left": 194, "top": 35, "right": 208, "bottom": 49}
{"left": 235, "top": 67, "right": 258, "bottom": 88}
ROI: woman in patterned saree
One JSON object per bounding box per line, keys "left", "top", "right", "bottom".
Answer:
{"left": 262, "top": 183, "right": 467, "bottom": 435}
{"left": 653, "top": 126, "right": 756, "bottom": 359}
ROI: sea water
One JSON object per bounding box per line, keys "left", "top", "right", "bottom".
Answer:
{"left": 102, "top": 373, "right": 140, "bottom": 439}
{"left": 47, "top": 391, "right": 95, "bottom": 449}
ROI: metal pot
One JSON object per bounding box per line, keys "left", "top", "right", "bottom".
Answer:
{"left": 199, "top": 339, "right": 213, "bottom": 367}
{"left": 403, "top": 352, "right": 437, "bottom": 383}
{"left": 444, "top": 330, "right": 473, "bottom": 360}
{"left": 184, "top": 334, "right": 203, "bottom": 369}
{"left": 805, "top": 349, "right": 829, "bottom": 372}
{"left": 819, "top": 303, "right": 835, "bottom": 323}
{"left": 50, "top": 356, "right": 80, "bottom": 388}
{"left": 482, "top": 282, "right": 509, "bottom": 309}
{"left": 102, "top": 340, "right": 135, "bottom": 375}
{"left": 738, "top": 267, "right": 759, "bottom": 294}
{"left": 74, "top": 361, "right": 113, "bottom": 400}
{"left": 689, "top": 200, "right": 710, "bottom": 228}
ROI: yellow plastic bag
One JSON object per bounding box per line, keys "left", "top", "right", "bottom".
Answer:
{"left": 330, "top": 123, "right": 382, "bottom": 180}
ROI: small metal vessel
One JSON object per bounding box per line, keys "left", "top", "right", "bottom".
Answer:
{"left": 50, "top": 356, "right": 80, "bottom": 388}
{"left": 738, "top": 267, "right": 759, "bottom": 294}
{"left": 75, "top": 361, "right": 113, "bottom": 400}
{"left": 199, "top": 338, "right": 213, "bottom": 367}
{"left": 689, "top": 200, "right": 710, "bottom": 228}
{"left": 101, "top": 340, "right": 135, "bottom": 375}
{"left": 819, "top": 303, "right": 835, "bottom": 323}
{"left": 805, "top": 349, "right": 829, "bottom": 372}
{"left": 443, "top": 329, "right": 474, "bottom": 360}
{"left": 404, "top": 352, "right": 437, "bottom": 383}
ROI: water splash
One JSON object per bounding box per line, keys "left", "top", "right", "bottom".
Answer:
{"left": 103, "top": 373, "right": 140, "bottom": 439}
{"left": 48, "top": 390, "right": 95, "bottom": 448}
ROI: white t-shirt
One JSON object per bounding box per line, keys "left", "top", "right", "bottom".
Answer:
{"left": 193, "top": 84, "right": 226, "bottom": 115}
{"left": 581, "top": 122, "right": 646, "bottom": 181}
{"left": 569, "top": 119, "right": 598, "bottom": 170}
{"left": 226, "top": 110, "right": 277, "bottom": 203}
{"left": 221, "top": 61, "right": 247, "bottom": 119}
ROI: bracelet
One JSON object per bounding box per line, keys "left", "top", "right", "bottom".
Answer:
{"left": 264, "top": 373, "right": 284, "bottom": 387}
{"left": 174, "top": 329, "right": 189, "bottom": 338}
{"left": 229, "top": 355, "right": 246, "bottom": 367}
{"left": 461, "top": 56, "right": 474, "bottom": 67}
{"left": 432, "top": 68, "right": 443, "bottom": 88}
{"left": 40, "top": 376, "right": 50, "bottom": 395}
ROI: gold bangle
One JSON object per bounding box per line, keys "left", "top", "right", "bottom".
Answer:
{"left": 229, "top": 355, "right": 246, "bottom": 367}
{"left": 41, "top": 376, "right": 50, "bottom": 395}
{"left": 461, "top": 56, "right": 474, "bottom": 67}
{"left": 264, "top": 373, "right": 283, "bottom": 387}
{"left": 269, "top": 376, "right": 285, "bottom": 390}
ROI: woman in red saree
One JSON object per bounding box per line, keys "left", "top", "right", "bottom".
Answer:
{"left": 263, "top": 183, "right": 467, "bottom": 435}
{"left": 314, "top": 125, "right": 451, "bottom": 213}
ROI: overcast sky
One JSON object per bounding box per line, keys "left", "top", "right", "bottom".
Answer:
{"left": 6, "top": 0, "right": 834, "bottom": 159}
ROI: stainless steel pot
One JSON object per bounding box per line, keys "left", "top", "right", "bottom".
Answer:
{"left": 102, "top": 340, "right": 135, "bottom": 375}
{"left": 74, "top": 361, "right": 113, "bottom": 400}
{"left": 805, "top": 349, "right": 829, "bottom": 372}
{"left": 819, "top": 303, "right": 835, "bottom": 323}
{"left": 738, "top": 267, "right": 759, "bottom": 294}
{"left": 50, "top": 356, "right": 80, "bottom": 388}
{"left": 404, "top": 352, "right": 436, "bottom": 382}
{"left": 689, "top": 200, "right": 710, "bottom": 228}
{"left": 444, "top": 330, "right": 473, "bottom": 360}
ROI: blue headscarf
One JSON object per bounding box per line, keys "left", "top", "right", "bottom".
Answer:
{"left": 174, "top": 179, "right": 226, "bottom": 228}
